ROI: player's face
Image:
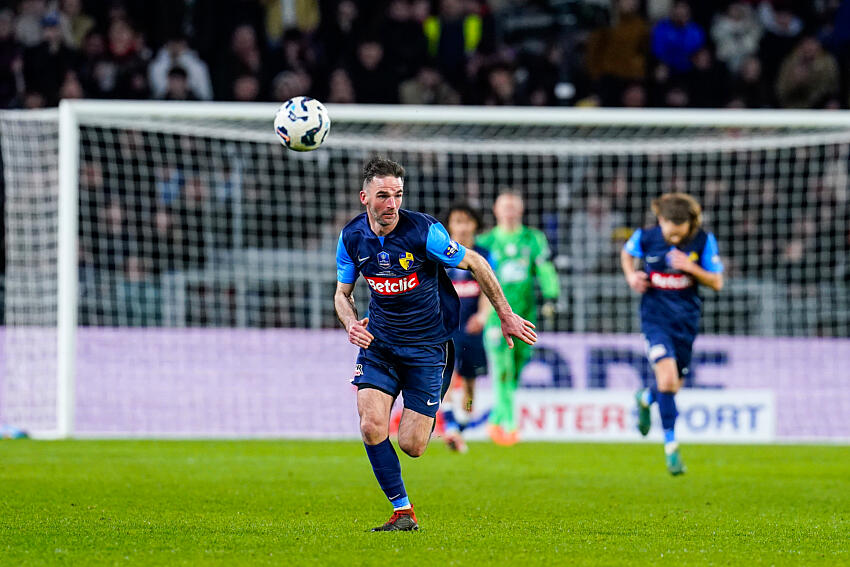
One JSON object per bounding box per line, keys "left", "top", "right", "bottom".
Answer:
{"left": 361, "top": 176, "right": 403, "bottom": 228}
{"left": 658, "top": 217, "right": 691, "bottom": 245}
{"left": 494, "top": 194, "right": 523, "bottom": 227}
{"left": 448, "top": 210, "right": 477, "bottom": 242}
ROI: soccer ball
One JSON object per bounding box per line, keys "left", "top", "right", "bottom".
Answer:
{"left": 274, "top": 96, "right": 331, "bottom": 152}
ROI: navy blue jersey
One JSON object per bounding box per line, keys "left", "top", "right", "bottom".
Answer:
{"left": 624, "top": 226, "right": 723, "bottom": 327}
{"left": 446, "top": 245, "right": 489, "bottom": 330}
{"left": 337, "top": 209, "right": 467, "bottom": 346}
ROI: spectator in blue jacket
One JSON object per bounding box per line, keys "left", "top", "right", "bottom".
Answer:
{"left": 651, "top": 1, "right": 705, "bottom": 73}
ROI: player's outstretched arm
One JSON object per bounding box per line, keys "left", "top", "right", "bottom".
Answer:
{"left": 334, "top": 281, "right": 374, "bottom": 349}
{"left": 457, "top": 249, "right": 537, "bottom": 348}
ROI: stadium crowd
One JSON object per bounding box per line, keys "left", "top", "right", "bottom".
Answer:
{"left": 0, "top": 0, "right": 849, "bottom": 110}
{"left": 0, "top": 0, "right": 847, "bottom": 336}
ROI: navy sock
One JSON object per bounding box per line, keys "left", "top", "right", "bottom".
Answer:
{"left": 364, "top": 438, "right": 408, "bottom": 507}
{"left": 649, "top": 384, "right": 659, "bottom": 405}
{"left": 658, "top": 392, "right": 678, "bottom": 440}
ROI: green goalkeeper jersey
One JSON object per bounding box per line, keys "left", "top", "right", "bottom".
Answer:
{"left": 477, "top": 225, "right": 560, "bottom": 323}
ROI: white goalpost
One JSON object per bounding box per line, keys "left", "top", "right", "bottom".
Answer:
{"left": 1, "top": 101, "right": 849, "bottom": 440}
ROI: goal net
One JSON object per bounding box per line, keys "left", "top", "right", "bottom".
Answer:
{"left": 1, "top": 102, "right": 848, "bottom": 440}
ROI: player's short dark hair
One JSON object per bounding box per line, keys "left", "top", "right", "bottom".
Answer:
{"left": 652, "top": 192, "right": 702, "bottom": 231}
{"left": 362, "top": 156, "right": 405, "bottom": 187}
{"left": 445, "top": 202, "right": 483, "bottom": 231}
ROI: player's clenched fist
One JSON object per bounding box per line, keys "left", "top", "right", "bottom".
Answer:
{"left": 499, "top": 312, "right": 537, "bottom": 349}
{"left": 627, "top": 270, "right": 649, "bottom": 293}
{"left": 667, "top": 248, "right": 694, "bottom": 272}
{"left": 347, "top": 317, "right": 374, "bottom": 349}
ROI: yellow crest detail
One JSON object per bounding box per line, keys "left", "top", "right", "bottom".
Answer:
{"left": 689, "top": 251, "right": 699, "bottom": 262}
{"left": 399, "top": 252, "right": 414, "bottom": 270}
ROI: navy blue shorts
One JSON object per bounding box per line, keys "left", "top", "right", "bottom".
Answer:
{"left": 352, "top": 339, "right": 455, "bottom": 418}
{"left": 452, "top": 331, "right": 487, "bottom": 379}
{"left": 642, "top": 319, "right": 697, "bottom": 379}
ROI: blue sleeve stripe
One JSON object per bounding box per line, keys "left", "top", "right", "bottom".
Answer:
{"left": 701, "top": 233, "right": 724, "bottom": 273}
{"left": 426, "top": 222, "right": 466, "bottom": 268}
{"left": 336, "top": 232, "right": 358, "bottom": 283}
{"left": 623, "top": 229, "right": 644, "bottom": 258}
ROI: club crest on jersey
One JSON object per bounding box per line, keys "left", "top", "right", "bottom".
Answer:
{"left": 399, "top": 251, "right": 414, "bottom": 270}
{"left": 445, "top": 240, "right": 460, "bottom": 258}
{"left": 377, "top": 250, "right": 391, "bottom": 268}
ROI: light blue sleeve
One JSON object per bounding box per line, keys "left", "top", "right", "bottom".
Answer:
{"left": 425, "top": 222, "right": 467, "bottom": 268}
{"left": 623, "top": 229, "right": 644, "bottom": 258}
{"left": 701, "top": 233, "right": 724, "bottom": 273}
{"left": 336, "top": 232, "right": 358, "bottom": 283}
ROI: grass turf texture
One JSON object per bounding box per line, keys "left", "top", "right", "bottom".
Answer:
{"left": 0, "top": 441, "right": 847, "bottom": 566}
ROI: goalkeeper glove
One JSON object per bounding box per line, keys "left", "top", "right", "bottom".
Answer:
{"left": 540, "top": 300, "right": 557, "bottom": 327}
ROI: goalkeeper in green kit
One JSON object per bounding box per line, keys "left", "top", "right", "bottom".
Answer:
{"left": 477, "top": 192, "right": 560, "bottom": 445}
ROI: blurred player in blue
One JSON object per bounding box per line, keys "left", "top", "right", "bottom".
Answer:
{"left": 335, "top": 157, "right": 537, "bottom": 531}
{"left": 620, "top": 193, "right": 724, "bottom": 475}
{"left": 440, "top": 204, "right": 490, "bottom": 454}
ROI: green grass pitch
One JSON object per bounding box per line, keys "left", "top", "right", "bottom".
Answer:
{"left": 0, "top": 440, "right": 847, "bottom": 566}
